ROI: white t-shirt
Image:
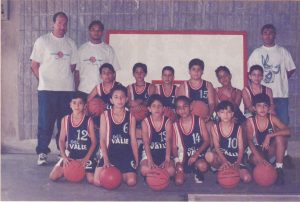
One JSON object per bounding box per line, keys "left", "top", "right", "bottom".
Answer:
{"left": 30, "top": 32, "right": 78, "bottom": 91}
{"left": 77, "top": 41, "right": 121, "bottom": 94}
{"left": 248, "top": 44, "right": 296, "bottom": 98}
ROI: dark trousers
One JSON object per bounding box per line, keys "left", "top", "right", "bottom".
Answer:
{"left": 36, "top": 91, "right": 73, "bottom": 154}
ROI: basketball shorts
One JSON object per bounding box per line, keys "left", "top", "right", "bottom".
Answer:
{"left": 56, "top": 156, "right": 97, "bottom": 173}
{"left": 183, "top": 153, "right": 205, "bottom": 173}
{"left": 140, "top": 149, "right": 165, "bottom": 166}
{"left": 98, "top": 155, "right": 137, "bottom": 174}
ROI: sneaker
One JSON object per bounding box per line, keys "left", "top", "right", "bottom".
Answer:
{"left": 209, "top": 166, "right": 217, "bottom": 174}
{"left": 283, "top": 155, "right": 295, "bottom": 169}
{"left": 194, "top": 171, "right": 204, "bottom": 184}
{"left": 37, "top": 153, "right": 48, "bottom": 166}
{"left": 275, "top": 168, "right": 285, "bottom": 185}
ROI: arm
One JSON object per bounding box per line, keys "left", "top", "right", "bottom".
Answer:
{"left": 80, "top": 119, "right": 97, "bottom": 166}
{"left": 207, "top": 81, "right": 216, "bottom": 118}
{"left": 31, "top": 60, "right": 40, "bottom": 80}
{"left": 233, "top": 89, "right": 243, "bottom": 108}
{"left": 176, "top": 83, "right": 186, "bottom": 97}
{"left": 99, "top": 113, "right": 111, "bottom": 167}
{"left": 162, "top": 120, "right": 173, "bottom": 168}
{"left": 287, "top": 69, "right": 296, "bottom": 79}
{"left": 141, "top": 120, "right": 156, "bottom": 168}
{"left": 242, "top": 88, "right": 255, "bottom": 113}
{"left": 148, "top": 84, "right": 157, "bottom": 96}
{"left": 236, "top": 127, "right": 244, "bottom": 165}
{"left": 266, "top": 87, "right": 276, "bottom": 115}
{"left": 87, "top": 86, "right": 98, "bottom": 102}
{"left": 74, "top": 70, "right": 80, "bottom": 91}
{"left": 58, "top": 117, "right": 70, "bottom": 166}
{"left": 211, "top": 124, "right": 228, "bottom": 165}
{"left": 129, "top": 115, "right": 139, "bottom": 168}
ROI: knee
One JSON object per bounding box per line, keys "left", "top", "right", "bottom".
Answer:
{"left": 196, "top": 160, "right": 208, "bottom": 172}
{"left": 167, "top": 167, "right": 176, "bottom": 177}
{"left": 275, "top": 136, "right": 285, "bottom": 146}
{"left": 205, "top": 152, "right": 214, "bottom": 163}
{"left": 140, "top": 165, "right": 148, "bottom": 176}
{"left": 126, "top": 177, "right": 137, "bottom": 187}
{"left": 241, "top": 173, "right": 252, "bottom": 183}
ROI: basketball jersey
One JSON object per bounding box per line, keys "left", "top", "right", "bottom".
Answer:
{"left": 130, "top": 82, "right": 151, "bottom": 103}
{"left": 65, "top": 114, "right": 92, "bottom": 159}
{"left": 244, "top": 85, "right": 267, "bottom": 103}
{"left": 185, "top": 80, "right": 208, "bottom": 104}
{"left": 96, "top": 81, "right": 121, "bottom": 110}
{"left": 157, "top": 84, "right": 177, "bottom": 109}
{"left": 173, "top": 115, "right": 204, "bottom": 163}
{"left": 105, "top": 109, "right": 134, "bottom": 159}
{"left": 250, "top": 114, "right": 275, "bottom": 146}
{"left": 216, "top": 87, "right": 238, "bottom": 102}
{"left": 215, "top": 122, "right": 240, "bottom": 163}
{"left": 145, "top": 116, "right": 169, "bottom": 165}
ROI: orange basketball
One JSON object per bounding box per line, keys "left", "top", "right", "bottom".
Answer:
{"left": 164, "top": 107, "right": 177, "bottom": 122}
{"left": 87, "top": 98, "right": 106, "bottom": 116}
{"left": 191, "top": 100, "right": 209, "bottom": 119}
{"left": 99, "top": 166, "right": 122, "bottom": 190}
{"left": 217, "top": 166, "right": 240, "bottom": 188}
{"left": 130, "top": 104, "right": 149, "bottom": 121}
{"left": 253, "top": 163, "right": 277, "bottom": 187}
{"left": 63, "top": 160, "right": 85, "bottom": 183}
{"left": 146, "top": 168, "right": 170, "bottom": 191}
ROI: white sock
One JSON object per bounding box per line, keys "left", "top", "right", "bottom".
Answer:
{"left": 284, "top": 150, "right": 288, "bottom": 156}
{"left": 276, "top": 163, "right": 283, "bottom": 168}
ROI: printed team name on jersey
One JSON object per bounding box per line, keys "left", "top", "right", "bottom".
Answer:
{"left": 69, "top": 139, "right": 88, "bottom": 150}
{"left": 111, "top": 134, "right": 129, "bottom": 144}
{"left": 187, "top": 147, "right": 197, "bottom": 157}
{"left": 150, "top": 142, "right": 166, "bottom": 150}
{"left": 220, "top": 148, "right": 238, "bottom": 157}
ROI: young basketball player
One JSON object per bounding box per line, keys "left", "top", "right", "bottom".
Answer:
{"left": 94, "top": 85, "right": 139, "bottom": 187}
{"left": 205, "top": 100, "right": 252, "bottom": 183}
{"left": 49, "top": 92, "right": 97, "bottom": 183}
{"left": 176, "top": 58, "right": 216, "bottom": 122}
{"left": 246, "top": 93, "right": 290, "bottom": 185}
{"left": 140, "top": 94, "right": 175, "bottom": 177}
{"left": 173, "top": 96, "right": 210, "bottom": 184}
{"left": 242, "top": 65, "right": 275, "bottom": 117}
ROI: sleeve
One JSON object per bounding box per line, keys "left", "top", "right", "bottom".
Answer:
{"left": 282, "top": 48, "right": 296, "bottom": 71}
{"left": 247, "top": 48, "right": 261, "bottom": 71}
{"left": 108, "top": 46, "right": 121, "bottom": 71}
{"left": 30, "top": 37, "right": 44, "bottom": 63}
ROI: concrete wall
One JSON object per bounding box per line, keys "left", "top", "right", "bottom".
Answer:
{"left": 1, "top": 0, "right": 299, "bottom": 147}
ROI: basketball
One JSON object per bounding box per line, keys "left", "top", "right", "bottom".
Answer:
{"left": 217, "top": 166, "right": 240, "bottom": 188}
{"left": 130, "top": 104, "right": 149, "bottom": 121}
{"left": 63, "top": 160, "right": 85, "bottom": 183}
{"left": 164, "top": 107, "right": 177, "bottom": 122}
{"left": 253, "top": 163, "right": 278, "bottom": 187}
{"left": 146, "top": 168, "right": 170, "bottom": 191}
{"left": 191, "top": 100, "right": 209, "bottom": 119}
{"left": 99, "top": 166, "right": 122, "bottom": 190}
{"left": 87, "top": 98, "right": 105, "bottom": 116}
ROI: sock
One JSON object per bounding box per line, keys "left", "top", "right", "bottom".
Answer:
{"left": 284, "top": 150, "right": 288, "bottom": 156}
{"left": 276, "top": 163, "right": 283, "bottom": 168}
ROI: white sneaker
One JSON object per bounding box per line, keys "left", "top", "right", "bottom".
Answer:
{"left": 37, "top": 153, "right": 48, "bottom": 166}
{"left": 194, "top": 172, "right": 204, "bottom": 184}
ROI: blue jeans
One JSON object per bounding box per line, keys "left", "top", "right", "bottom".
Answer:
{"left": 36, "top": 91, "right": 73, "bottom": 154}
{"left": 274, "top": 98, "right": 289, "bottom": 125}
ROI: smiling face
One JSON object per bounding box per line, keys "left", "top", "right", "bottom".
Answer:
{"left": 217, "top": 70, "right": 232, "bottom": 87}
{"left": 254, "top": 102, "right": 270, "bottom": 117}
{"left": 249, "top": 69, "right": 263, "bottom": 85}
{"left": 162, "top": 69, "right": 174, "bottom": 84}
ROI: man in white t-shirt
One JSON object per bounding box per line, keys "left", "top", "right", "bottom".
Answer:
{"left": 248, "top": 24, "right": 296, "bottom": 171}
{"left": 30, "top": 12, "right": 78, "bottom": 166}
{"left": 76, "top": 20, "right": 120, "bottom": 96}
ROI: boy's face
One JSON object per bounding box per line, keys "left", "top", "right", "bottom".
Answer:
{"left": 217, "top": 70, "right": 231, "bottom": 86}
{"left": 101, "top": 68, "right": 115, "bottom": 83}
{"left": 217, "top": 107, "right": 234, "bottom": 123}
{"left": 89, "top": 24, "right": 103, "bottom": 42}
{"left": 148, "top": 100, "right": 164, "bottom": 116}
{"left": 189, "top": 65, "right": 203, "bottom": 80}
{"left": 110, "top": 90, "right": 127, "bottom": 108}
{"left": 249, "top": 70, "right": 263, "bottom": 84}
{"left": 162, "top": 70, "right": 174, "bottom": 84}
{"left": 262, "top": 28, "right": 276, "bottom": 47}
{"left": 133, "top": 67, "right": 146, "bottom": 82}
{"left": 254, "top": 102, "right": 270, "bottom": 117}
{"left": 176, "top": 100, "right": 191, "bottom": 118}
{"left": 70, "top": 98, "right": 85, "bottom": 113}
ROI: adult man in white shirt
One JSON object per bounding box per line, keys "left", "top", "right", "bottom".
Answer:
{"left": 248, "top": 24, "right": 296, "bottom": 171}
{"left": 76, "top": 20, "right": 120, "bottom": 96}
{"left": 30, "top": 12, "right": 78, "bottom": 165}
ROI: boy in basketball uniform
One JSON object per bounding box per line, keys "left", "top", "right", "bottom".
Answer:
{"left": 173, "top": 96, "right": 210, "bottom": 184}
{"left": 94, "top": 85, "right": 139, "bottom": 187}
{"left": 140, "top": 94, "right": 175, "bottom": 177}
{"left": 49, "top": 92, "right": 97, "bottom": 183}
{"left": 242, "top": 65, "right": 275, "bottom": 117}
{"left": 205, "top": 101, "right": 252, "bottom": 183}
{"left": 246, "top": 93, "right": 290, "bottom": 185}
{"left": 156, "top": 66, "right": 177, "bottom": 122}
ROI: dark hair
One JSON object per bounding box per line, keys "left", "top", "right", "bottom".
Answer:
{"left": 162, "top": 66, "right": 175, "bottom": 75}
{"left": 215, "top": 100, "right": 234, "bottom": 112}
{"left": 249, "top": 65, "right": 264, "bottom": 75}
{"left": 147, "top": 94, "right": 164, "bottom": 107}
{"left": 71, "top": 91, "right": 87, "bottom": 103}
{"left": 215, "top": 66, "right": 231, "bottom": 77}
{"left": 175, "top": 96, "right": 192, "bottom": 108}
{"left": 253, "top": 93, "right": 270, "bottom": 106}
{"left": 132, "top": 63, "right": 147, "bottom": 74}
{"left": 110, "top": 84, "right": 128, "bottom": 98}
{"left": 88, "top": 20, "right": 104, "bottom": 31}
{"left": 261, "top": 24, "right": 276, "bottom": 34}
{"left": 189, "top": 58, "right": 204, "bottom": 70}
{"left": 99, "top": 63, "right": 115, "bottom": 74}
{"left": 53, "top": 12, "right": 68, "bottom": 22}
